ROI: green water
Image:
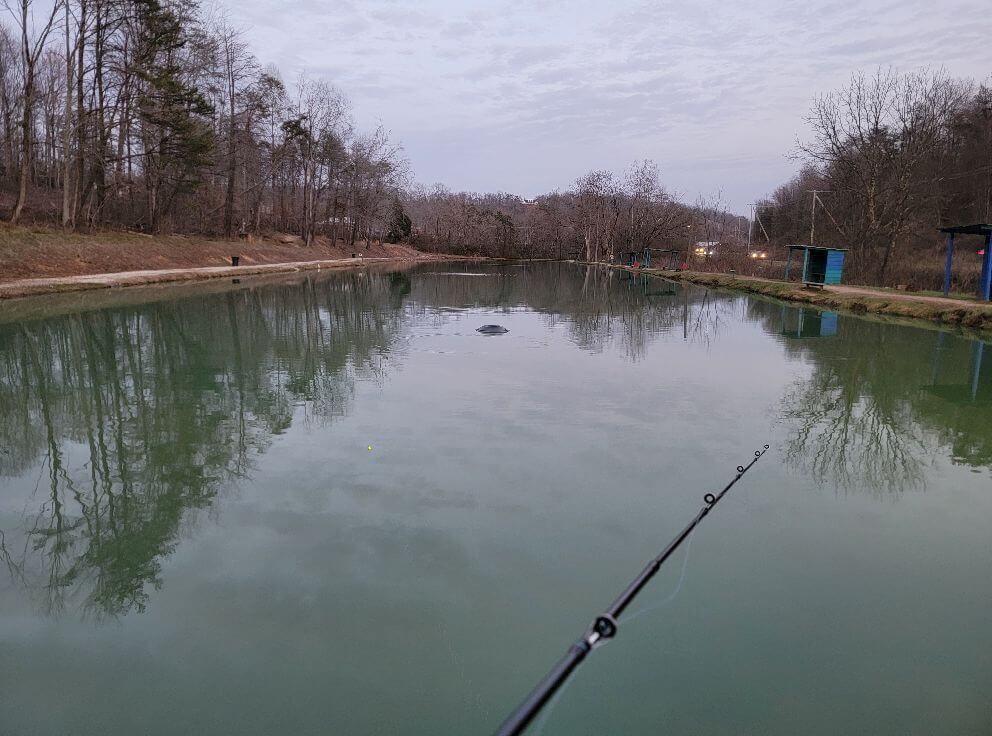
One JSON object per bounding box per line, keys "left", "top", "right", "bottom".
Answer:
{"left": 1, "top": 263, "right": 990, "bottom": 735}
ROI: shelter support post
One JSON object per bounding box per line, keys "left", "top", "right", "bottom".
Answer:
{"left": 943, "top": 233, "right": 955, "bottom": 296}
{"left": 982, "top": 246, "right": 992, "bottom": 302}
{"left": 985, "top": 234, "right": 992, "bottom": 301}
{"left": 931, "top": 331, "right": 946, "bottom": 385}
{"left": 972, "top": 341, "right": 985, "bottom": 401}
{"left": 784, "top": 250, "right": 792, "bottom": 281}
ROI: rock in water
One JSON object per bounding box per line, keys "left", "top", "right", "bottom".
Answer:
{"left": 477, "top": 324, "right": 509, "bottom": 334}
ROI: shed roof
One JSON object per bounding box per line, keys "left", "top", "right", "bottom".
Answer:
{"left": 785, "top": 243, "right": 849, "bottom": 252}
{"left": 939, "top": 224, "right": 992, "bottom": 236}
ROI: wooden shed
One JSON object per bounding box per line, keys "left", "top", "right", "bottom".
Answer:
{"left": 784, "top": 245, "right": 848, "bottom": 286}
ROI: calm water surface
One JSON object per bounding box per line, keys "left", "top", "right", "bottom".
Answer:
{"left": 1, "top": 263, "right": 990, "bottom": 735}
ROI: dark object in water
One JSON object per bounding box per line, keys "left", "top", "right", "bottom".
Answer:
{"left": 477, "top": 325, "right": 509, "bottom": 334}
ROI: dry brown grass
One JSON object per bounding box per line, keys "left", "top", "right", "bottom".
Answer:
{"left": 0, "top": 223, "right": 429, "bottom": 282}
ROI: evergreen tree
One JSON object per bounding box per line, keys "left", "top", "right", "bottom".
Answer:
{"left": 385, "top": 197, "right": 411, "bottom": 243}
{"left": 134, "top": 0, "right": 214, "bottom": 231}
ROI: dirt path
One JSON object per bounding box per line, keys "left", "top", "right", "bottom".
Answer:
{"left": 655, "top": 269, "right": 992, "bottom": 310}
{"left": 825, "top": 283, "right": 989, "bottom": 309}
{"left": 0, "top": 255, "right": 459, "bottom": 300}
{"left": 604, "top": 265, "right": 992, "bottom": 332}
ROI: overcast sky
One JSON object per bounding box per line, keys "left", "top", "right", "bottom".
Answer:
{"left": 229, "top": 0, "right": 991, "bottom": 213}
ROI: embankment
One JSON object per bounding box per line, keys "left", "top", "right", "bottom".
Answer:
{"left": 0, "top": 224, "right": 469, "bottom": 300}
{"left": 612, "top": 265, "right": 992, "bottom": 333}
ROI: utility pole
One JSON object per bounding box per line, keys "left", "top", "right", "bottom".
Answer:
{"left": 809, "top": 190, "right": 817, "bottom": 246}
{"left": 746, "top": 204, "right": 753, "bottom": 253}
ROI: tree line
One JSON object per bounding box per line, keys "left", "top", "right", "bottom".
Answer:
{"left": 403, "top": 161, "right": 749, "bottom": 262}
{"left": 0, "top": 0, "right": 746, "bottom": 258}
{"left": 406, "top": 68, "right": 991, "bottom": 281}
{"left": 754, "top": 69, "right": 992, "bottom": 287}
{"left": 6, "top": 0, "right": 984, "bottom": 287}
{"left": 0, "top": 0, "right": 405, "bottom": 243}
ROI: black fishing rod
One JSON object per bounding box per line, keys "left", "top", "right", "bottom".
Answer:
{"left": 495, "top": 444, "right": 770, "bottom": 736}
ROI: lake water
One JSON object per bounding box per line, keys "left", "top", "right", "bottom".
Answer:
{"left": 1, "top": 262, "right": 990, "bottom": 735}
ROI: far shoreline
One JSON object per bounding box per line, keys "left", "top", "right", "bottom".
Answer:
{"left": 7, "top": 236, "right": 992, "bottom": 338}
{"left": 601, "top": 263, "right": 992, "bottom": 335}
{"left": 0, "top": 223, "right": 482, "bottom": 301}
{"left": 0, "top": 253, "right": 480, "bottom": 301}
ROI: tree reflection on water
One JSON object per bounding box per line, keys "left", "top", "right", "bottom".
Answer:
{"left": 760, "top": 303, "right": 992, "bottom": 494}
{"left": 0, "top": 271, "right": 406, "bottom": 618}
{"left": 2, "top": 263, "right": 990, "bottom": 618}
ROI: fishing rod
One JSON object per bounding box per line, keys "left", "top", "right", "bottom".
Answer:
{"left": 495, "top": 444, "right": 770, "bottom": 736}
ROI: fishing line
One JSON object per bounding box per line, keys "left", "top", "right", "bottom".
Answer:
{"left": 623, "top": 529, "right": 695, "bottom": 624}
{"left": 531, "top": 534, "right": 696, "bottom": 735}
{"left": 530, "top": 668, "right": 577, "bottom": 736}
{"left": 494, "top": 444, "right": 770, "bottom": 736}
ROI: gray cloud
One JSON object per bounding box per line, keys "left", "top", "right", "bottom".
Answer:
{"left": 230, "top": 0, "right": 992, "bottom": 212}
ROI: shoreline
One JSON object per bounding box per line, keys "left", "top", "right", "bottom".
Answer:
{"left": 597, "top": 263, "right": 992, "bottom": 333}
{"left": 0, "top": 253, "right": 475, "bottom": 301}
{"left": 8, "top": 253, "right": 992, "bottom": 336}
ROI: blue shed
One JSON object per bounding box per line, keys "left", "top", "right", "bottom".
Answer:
{"left": 784, "top": 244, "right": 848, "bottom": 286}
{"left": 780, "top": 307, "right": 838, "bottom": 338}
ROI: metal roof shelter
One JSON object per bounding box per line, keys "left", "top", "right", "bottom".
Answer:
{"left": 784, "top": 244, "right": 848, "bottom": 286}
{"left": 645, "top": 248, "right": 681, "bottom": 270}
{"left": 940, "top": 224, "right": 992, "bottom": 300}
{"left": 619, "top": 247, "right": 682, "bottom": 269}
{"left": 927, "top": 332, "right": 992, "bottom": 404}
{"left": 621, "top": 268, "right": 678, "bottom": 296}
{"left": 619, "top": 250, "right": 641, "bottom": 267}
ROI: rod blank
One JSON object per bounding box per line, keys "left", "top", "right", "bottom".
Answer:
{"left": 494, "top": 445, "right": 770, "bottom": 736}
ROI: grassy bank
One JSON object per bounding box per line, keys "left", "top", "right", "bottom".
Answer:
{"left": 619, "top": 266, "right": 992, "bottom": 333}
{"left": 0, "top": 263, "right": 426, "bottom": 324}
{"left": 0, "top": 223, "right": 433, "bottom": 283}
{"left": 0, "top": 223, "right": 473, "bottom": 300}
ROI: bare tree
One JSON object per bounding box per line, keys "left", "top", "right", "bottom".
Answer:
{"left": 282, "top": 77, "right": 350, "bottom": 245}
{"left": 574, "top": 170, "right": 620, "bottom": 262}
{"left": 3, "top": 0, "right": 62, "bottom": 223}
{"left": 800, "top": 69, "right": 970, "bottom": 282}
{"left": 624, "top": 160, "right": 689, "bottom": 251}
{"left": 212, "top": 20, "right": 257, "bottom": 237}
